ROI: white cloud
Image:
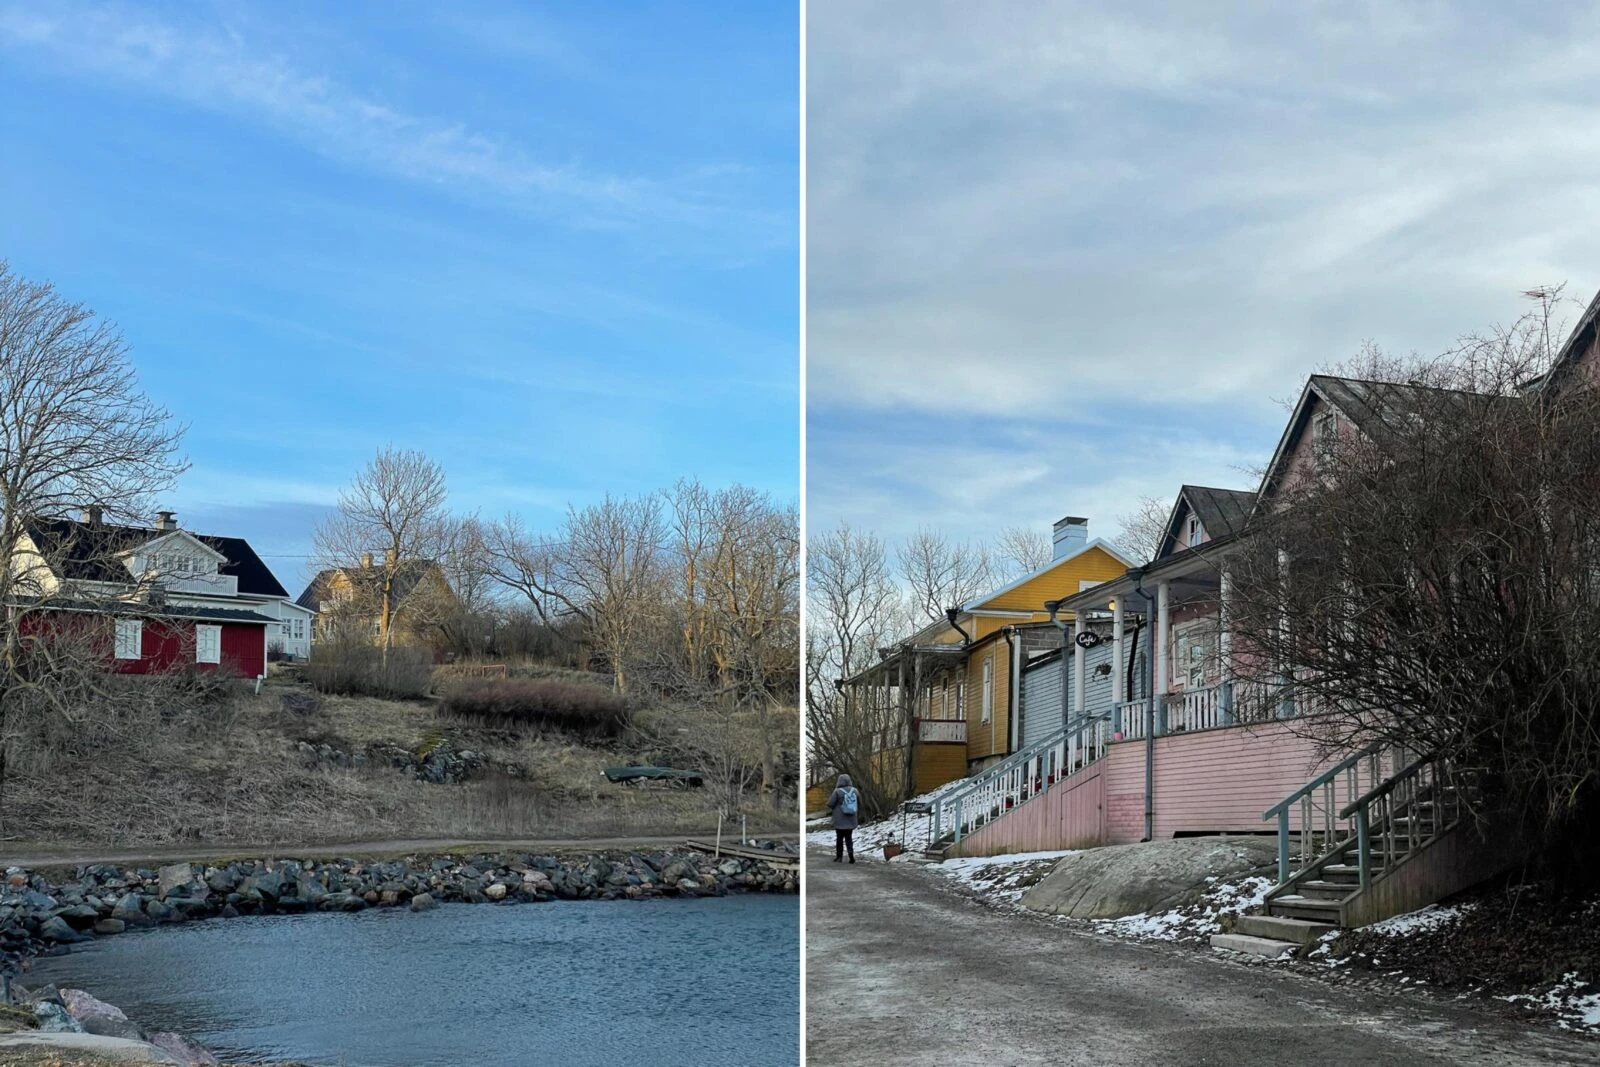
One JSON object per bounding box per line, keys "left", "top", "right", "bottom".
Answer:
{"left": 807, "top": 1, "right": 1600, "bottom": 542}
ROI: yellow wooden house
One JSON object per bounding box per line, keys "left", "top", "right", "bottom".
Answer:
{"left": 840, "top": 517, "right": 1133, "bottom": 797}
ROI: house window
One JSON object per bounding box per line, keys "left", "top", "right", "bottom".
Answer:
{"left": 1313, "top": 411, "right": 1338, "bottom": 467}
{"left": 114, "top": 619, "right": 142, "bottom": 660}
{"left": 292, "top": 618, "right": 305, "bottom": 640}
{"left": 1187, "top": 517, "right": 1202, "bottom": 547}
{"left": 282, "top": 621, "right": 294, "bottom": 637}
{"left": 195, "top": 624, "right": 221, "bottom": 664}
{"left": 955, "top": 680, "right": 965, "bottom": 718}
{"left": 981, "top": 655, "right": 994, "bottom": 724}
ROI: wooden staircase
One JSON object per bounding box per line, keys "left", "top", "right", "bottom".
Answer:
{"left": 1213, "top": 747, "right": 1518, "bottom": 957}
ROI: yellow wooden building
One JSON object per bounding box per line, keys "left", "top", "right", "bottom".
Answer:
{"left": 840, "top": 518, "right": 1133, "bottom": 795}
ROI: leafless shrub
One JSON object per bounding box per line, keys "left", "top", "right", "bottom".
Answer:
{"left": 436, "top": 678, "right": 630, "bottom": 739}
{"left": 305, "top": 640, "right": 433, "bottom": 700}
{"left": 1226, "top": 299, "right": 1600, "bottom": 880}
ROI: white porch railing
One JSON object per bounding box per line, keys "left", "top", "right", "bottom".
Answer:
{"left": 1166, "top": 685, "right": 1224, "bottom": 732}
{"left": 918, "top": 719, "right": 967, "bottom": 744}
{"left": 1115, "top": 699, "right": 1150, "bottom": 740}
{"left": 932, "top": 714, "right": 1111, "bottom": 846}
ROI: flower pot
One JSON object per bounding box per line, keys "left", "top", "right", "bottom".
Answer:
{"left": 883, "top": 842, "right": 904, "bottom": 862}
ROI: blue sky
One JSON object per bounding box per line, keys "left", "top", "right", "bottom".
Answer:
{"left": 808, "top": 1, "right": 1600, "bottom": 552}
{"left": 0, "top": 0, "right": 797, "bottom": 591}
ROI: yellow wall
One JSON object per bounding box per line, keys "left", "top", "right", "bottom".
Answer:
{"left": 913, "top": 743, "right": 968, "bottom": 796}
{"left": 961, "top": 638, "right": 1013, "bottom": 763}
{"left": 805, "top": 780, "right": 832, "bottom": 815}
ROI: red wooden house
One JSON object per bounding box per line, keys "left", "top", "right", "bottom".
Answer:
{"left": 8, "top": 509, "right": 305, "bottom": 681}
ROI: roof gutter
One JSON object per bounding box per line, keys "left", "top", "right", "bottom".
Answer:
{"left": 944, "top": 606, "right": 972, "bottom": 647}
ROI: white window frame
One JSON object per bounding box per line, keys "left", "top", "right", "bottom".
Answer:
{"left": 1313, "top": 411, "right": 1338, "bottom": 467}
{"left": 1187, "top": 517, "right": 1202, "bottom": 547}
{"left": 981, "top": 654, "right": 994, "bottom": 724}
{"left": 195, "top": 624, "right": 222, "bottom": 665}
{"left": 114, "top": 619, "right": 142, "bottom": 661}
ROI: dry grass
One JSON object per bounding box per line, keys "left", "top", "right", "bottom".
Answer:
{"left": 0, "top": 678, "right": 793, "bottom": 849}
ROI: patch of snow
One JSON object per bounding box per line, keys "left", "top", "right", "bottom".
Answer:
{"left": 1362, "top": 903, "right": 1473, "bottom": 937}
{"left": 1498, "top": 973, "right": 1600, "bottom": 1032}
{"left": 930, "top": 850, "right": 1081, "bottom": 903}
{"left": 1093, "top": 875, "right": 1276, "bottom": 944}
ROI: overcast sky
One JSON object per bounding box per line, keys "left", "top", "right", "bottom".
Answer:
{"left": 1, "top": 1, "right": 795, "bottom": 591}
{"left": 807, "top": 0, "right": 1600, "bottom": 551}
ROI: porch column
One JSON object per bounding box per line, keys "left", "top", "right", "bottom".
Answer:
{"left": 1156, "top": 581, "right": 1170, "bottom": 730}
{"left": 1219, "top": 568, "right": 1234, "bottom": 723}
{"left": 1111, "top": 595, "right": 1125, "bottom": 729}
{"left": 1072, "top": 612, "right": 1086, "bottom": 722}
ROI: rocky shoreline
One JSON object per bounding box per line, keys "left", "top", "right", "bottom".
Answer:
{"left": 0, "top": 844, "right": 798, "bottom": 1064}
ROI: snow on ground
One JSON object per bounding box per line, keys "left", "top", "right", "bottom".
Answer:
{"left": 1498, "top": 975, "right": 1600, "bottom": 1032}
{"left": 806, "top": 781, "right": 968, "bottom": 855}
{"left": 1360, "top": 903, "right": 1474, "bottom": 938}
{"left": 930, "top": 850, "right": 1081, "bottom": 903}
{"left": 1091, "top": 875, "right": 1275, "bottom": 944}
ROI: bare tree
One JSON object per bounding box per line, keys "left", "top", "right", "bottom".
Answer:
{"left": 560, "top": 494, "right": 666, "bottom": 694}
{"left": 313, "top": 447, "right": 452, "bottom": 657}
{"left": 0, "top": 262, "right": 189, "bottom": 821}
{"left": 1226, "top": 298, "right": 1600, "bottom": 879}
{"left": 996, "top": 525, "right": 1052, "bottom": 578}
{"left": 1112, "top": 495, "right": 1170, "bottom": 564}
{"left": 806, "top": 523, "right": 908, "bottom": 819}
{"left": 897, "top": 528, "right": 992, "bottom": 622}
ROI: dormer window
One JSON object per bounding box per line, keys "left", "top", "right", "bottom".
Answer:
{"left": 1187, "top": 517, "right": 1202, "bottom": 547}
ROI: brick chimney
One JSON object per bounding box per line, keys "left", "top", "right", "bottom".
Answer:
{"left": 385, "top": 547, "right": 398, "bottom": 566}
{"left": 361, "top": 552, "right": 374, "bottom": 569}
{"left": 1052, "top": 516, "right": 1089, "bottom": 560}
{"left": 155, "top": 511, "right": 177, "bottom": 531}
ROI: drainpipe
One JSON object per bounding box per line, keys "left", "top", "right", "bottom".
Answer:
{"left": 1046, "top": 598, "right": 1069, "bottom": 733}
{"left": 1008, "top": 626, "right": 1022, "bottom": 754}
{"left": 944, "top": 607, "right": 972, "bottom": 647}
{"left": 1130, "top": 567, "right": 1156, "bottom": 843}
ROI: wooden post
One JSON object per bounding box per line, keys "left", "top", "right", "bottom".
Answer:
{"left": 1155, "top": 581, "right": 1170, "bottom": 726}
{"left": 1111, "top": 596, "right": 1126, "bottom": 725}
{"left": 1219, "top": 568, "right": 1234, "bottom": 722}
{"left": 715, "top": 811, "right": 723, "bottom": 859}
{"left": 1073, "top": 612, "right": 1086, "bottom": 721}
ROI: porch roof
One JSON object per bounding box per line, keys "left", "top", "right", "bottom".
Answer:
{"left": 837, "top": 641, "right": 970, "bottom": 688}
{"left": 1051, "top": 534, "right": 1238, "bottom": 615}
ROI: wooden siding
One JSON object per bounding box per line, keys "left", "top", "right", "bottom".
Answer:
{"left": 913, "top": 742, "right": 968, "bottom": 796}
{"left": 948, "top": 719, "right": 1334, "bottom": 858}
{"left": 805, "top": 781, "right": 832, "bottom": 815}
{"left": 962, "top": 639, "right": 1012, "bottom": 763}
{"left": 977, "top": 544, "right": 1129, "bottom": 614}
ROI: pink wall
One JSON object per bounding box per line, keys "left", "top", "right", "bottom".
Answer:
{"left": 949, "top": 719, "right": 1334, "bottom": 858}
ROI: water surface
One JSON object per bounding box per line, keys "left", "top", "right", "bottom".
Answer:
{"left": 30, "top": 895, "right": 798, "bottom": 1066}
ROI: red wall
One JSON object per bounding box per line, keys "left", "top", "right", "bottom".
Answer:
{"left": 949, "top": 719, "right": 1334, "bottom": 858}
{"left": 14, "top": 611, "right": 266, "bottom": 679}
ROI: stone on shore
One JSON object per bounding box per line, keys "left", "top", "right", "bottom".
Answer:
{"left": 94, "top": 918, "right": 127, "bottom": 935}
{"left": 409, "top": 892, "right": 437, "bottom": 911}
{"left": 61, "top": 988, "right": 147, "bottom": 1041}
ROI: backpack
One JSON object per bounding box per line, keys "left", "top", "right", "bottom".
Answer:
{"left": 839, "top": 787, "right": 858, "bottom": 816}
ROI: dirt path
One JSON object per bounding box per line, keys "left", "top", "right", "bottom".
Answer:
{"left": 805, "top": 848, "right": 1599, "bottom": 1067}
{"left": 0, "top": 833, "right": 796, "bottom": 870}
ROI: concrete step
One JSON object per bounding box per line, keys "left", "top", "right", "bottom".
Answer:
{"left": 1235, "top": 914, "right": 1335, "bottom": 945}
{"left": 1210, "top": 932, "right": 1297, "bottom": 958}
{"left": 1295, "top": 880, "right": 1358, "bottom": 900}
{"left": 1267, "top": 895, "right": 1342, "bottom": 922}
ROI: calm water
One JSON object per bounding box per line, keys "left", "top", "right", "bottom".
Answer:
{"left": 29, "top": 895, "right": 798, "bottom": 1066}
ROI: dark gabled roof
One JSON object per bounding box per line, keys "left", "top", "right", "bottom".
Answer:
{"left": 22, "top": 518, "right": 290, "bottom": 598}
{"left": 296, "top": 559, "right": 441, "bottom": 613}
{"left": 1254, "top": 375, "right": 1506, "bottom": 512}
{"left": 8, "top": 598, "right": 272, "bottom": 624}
{"left": 1540, "top": 284, "right": 1600, "bottom": 390}
{"left": 1157, "top": 485, "right": 1255, "bottom": 559}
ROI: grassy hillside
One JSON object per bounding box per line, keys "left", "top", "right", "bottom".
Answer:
{"left": 0, "top": 669, "right": 797, "bottom": 850}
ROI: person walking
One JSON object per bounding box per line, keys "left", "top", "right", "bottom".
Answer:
{"left": 826, "top": 772, "right": 860, "bottom": 863}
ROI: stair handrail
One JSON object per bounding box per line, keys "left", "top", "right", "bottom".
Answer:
{"left": 1262, "top": 739, "right": 1385, "bottom": 883}
{"left": 931, "top": 711, "right": 1112, "bottom": 846}
{"left": 1338, "top": 749, "right": 1438, "bottom": 819}
{"left": 1340, "top": 748, "right": 1452, "bottom": 892}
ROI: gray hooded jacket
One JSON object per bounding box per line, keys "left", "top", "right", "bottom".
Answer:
{"left": 825, "top": 773, "right": 860, "bottom": 830}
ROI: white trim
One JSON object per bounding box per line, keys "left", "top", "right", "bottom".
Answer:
{"left": 964, "top": 608, "right": 1038, "bottom": 619}
{"left": 980, "top": 654, "right": 994, "bottom": 724}
{"left": 195, "top": 624, "right": 221, "bottom": 664}
{"left": 114, "top": 618, "right": 142, "bottom": 660}
{"left": 121, "top": 530, "right": 229, "bottom": 564}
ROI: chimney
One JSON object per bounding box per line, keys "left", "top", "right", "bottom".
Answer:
{"left": 82, "top": 505, "right": 103, "bottom": 526}
{"left": 1052, "top": 516, "right": 1088, "bottom": 560}
{"left": 361, "top": 552, "right": 374, "bottom": 569}
{"left": 155, "top": 511, "right": 177, "bottom": 531}
{"left": 385, "top": 547, "right": 398, "bottom": 567}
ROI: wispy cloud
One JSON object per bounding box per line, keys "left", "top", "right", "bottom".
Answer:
{"left": 0, "top": 1, "right": 781, "bottom": 239}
